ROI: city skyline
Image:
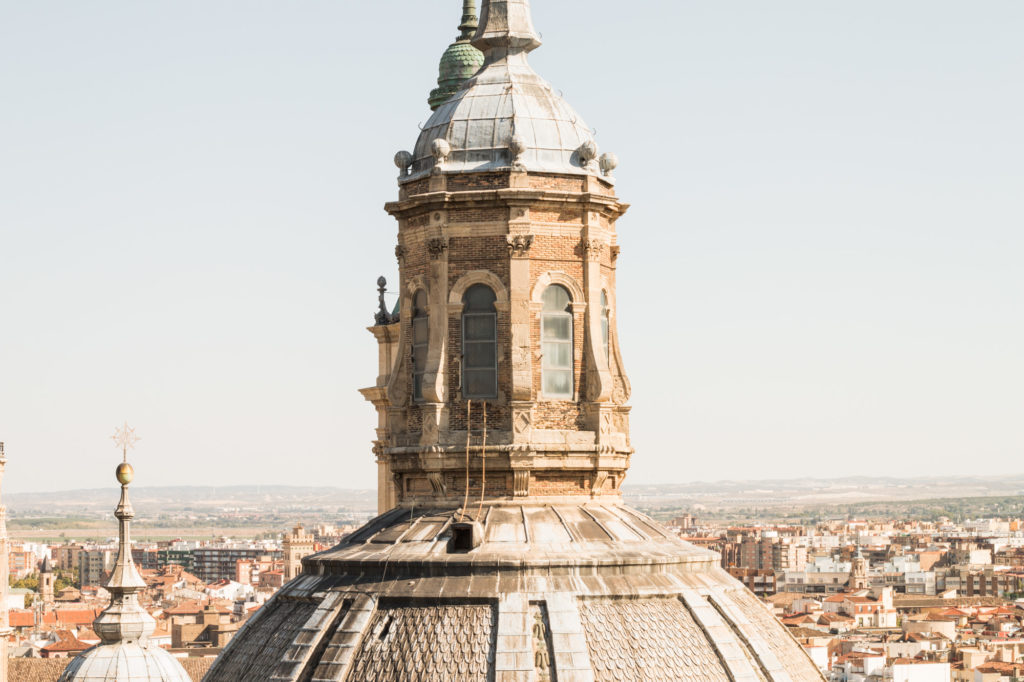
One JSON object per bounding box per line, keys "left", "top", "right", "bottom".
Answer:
{"left": 2, "top": 0, "right": 1022, "bottom": 494}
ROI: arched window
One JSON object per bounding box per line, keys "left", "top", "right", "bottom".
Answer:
{"left": 600, "top": 291, "right": 610, "bottom": 362}
{"left": 541, "top": 285, "right": 573, "bottom": 398}
{"left": 462, "top": 284, "right": 497, "bottom": 399}
{"left": 411, "top": 290, "right": 429, "bottom": 401}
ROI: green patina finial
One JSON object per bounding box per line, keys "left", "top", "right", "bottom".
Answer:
{"left": 428, "top": 0, "right": 485, "bottom": 111}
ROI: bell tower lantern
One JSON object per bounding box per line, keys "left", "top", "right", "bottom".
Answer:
{"left": 362, "top": 0, "right": 631, "bottom": 513}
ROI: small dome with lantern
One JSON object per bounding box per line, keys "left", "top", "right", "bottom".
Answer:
{"left": 409, "top": 0, "right": 602, "bottom": 178}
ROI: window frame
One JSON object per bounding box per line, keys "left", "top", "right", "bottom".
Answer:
{"left": 411, "top": 290, "right": 429, "bottom": 401}
{"left": 541, "top": 285, "right": 574, "bottom": 399}
{"left": 461, "top": 284, "right": 498, "bottom": 400}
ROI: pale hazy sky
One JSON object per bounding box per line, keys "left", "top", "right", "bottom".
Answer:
{"left": 1, "top": 1, "right": 1022, "bottom": 494}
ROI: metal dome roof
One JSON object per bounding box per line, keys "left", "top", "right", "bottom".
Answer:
{"left": 205, "top": 503, "right": 825, "bottom": 681}
{"left": 57, "top": 643, "right": 193, "bottom": 682}
{"left": 407, "top": 0, "right": 600, "bottom": 178}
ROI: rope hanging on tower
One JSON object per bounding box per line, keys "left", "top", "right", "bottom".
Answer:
{"left": 460, "top": 400, "right": 472, "bottom": 523}
{"left": 477, "top": 401, "right": 487, "bottom": 520}
{"left": 458, "top": 400, "right": 489, "bottom": 524}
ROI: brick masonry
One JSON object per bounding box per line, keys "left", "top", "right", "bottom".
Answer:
{"left": 370, "top": 169, "right": 634, "bottom": 508}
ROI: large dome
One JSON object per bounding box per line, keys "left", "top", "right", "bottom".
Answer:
{"left": 205, "top": 503, "right": 824, "bottom": 681}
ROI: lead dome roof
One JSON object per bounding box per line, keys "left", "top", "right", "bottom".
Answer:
{"left": 57, "top": 643, "right": 193, "bottom": 682}
{"left": 408, "top": 0, "right": 599, "bottom": 178}
{"left": 204, "top": 504, "right": 825, "bottom": 681}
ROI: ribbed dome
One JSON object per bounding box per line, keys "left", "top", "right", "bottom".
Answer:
{"left": 58, "top": 643, "right": 192, "bottom": 682}
{"left": 205, "top": 504, "right": 825, "bottom": 681}
{"left": 409, "top": 0, "right": 600, "bottom": 178}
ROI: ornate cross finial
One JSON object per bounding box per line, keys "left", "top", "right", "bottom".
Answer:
{"left": 111, "top": 422, "right": 140, "bottom": 463}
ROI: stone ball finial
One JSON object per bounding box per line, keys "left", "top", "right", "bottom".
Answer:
{"left": 394, "top": 150, "right": 413, "bottom": 178}
{"left": 377, "top": 276, "right": 387, "bottom": 289}
{"left": 431, "top": 138, "right": 452, "bottom": 165}
{"left": 599, "top": 152, "right": 619, "bottom": 177}
{"left": 116, "top": 462, "right": 134, "bottom": 486}
{"left": 577, "top": 139, "right": 598, "bottom": 170}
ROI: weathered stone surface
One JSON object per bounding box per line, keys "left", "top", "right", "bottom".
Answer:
{"left": 204, "top": 505, "right": 824, "bottom": 681}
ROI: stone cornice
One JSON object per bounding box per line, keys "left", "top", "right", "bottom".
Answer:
{"left": 385, "top": 189, "right": 629, "bottom": 221}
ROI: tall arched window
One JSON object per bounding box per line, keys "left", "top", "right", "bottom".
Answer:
{"left": 600, "top": 291, "right": 610, "bottom": 362}
{"left": 462, "top": 284, "right": 497, "bottom": 399}
{"left": 542, "top": 285, "right": 573, "bottom": 398}
{"left": 411, "top": 290, "right": 429, "bottom": 401}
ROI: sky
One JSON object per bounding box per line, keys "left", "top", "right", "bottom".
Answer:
{"left": 1, "top": 1, "right": 1022, "bottom": 494}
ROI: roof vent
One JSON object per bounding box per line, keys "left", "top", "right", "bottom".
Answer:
{"left": 449, "top": 521, "right": 484, "bottom": 552}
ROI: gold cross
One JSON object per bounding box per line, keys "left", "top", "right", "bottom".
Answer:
{"left": 111, "top": 422, "right": 140, "bottom": 462}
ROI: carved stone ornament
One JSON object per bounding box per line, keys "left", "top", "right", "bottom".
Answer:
{"left": 599, "top": 152, "right": 618, "bottom": 177}
{"left": 394, "top": 150, "right": 413, "bottom": 178}
{"left": 513, "top": 470, "right": 530, "bottom": 497}
{"left": 531, "top": 603, "right": 555, "bottom": 681}
{"left": 577, "top": 139, "right": 598, "bottom": 170}
{"left": 506, "top": 234, "right": 534, "bottom": 258}
{"left": 427, "top": 472, "right": 447, "bottom": 497}
{"left": 610, "top": 245, "right": 621, "bottom": 261}
{"left": 431, "top": 138, "right": 452, "bottom": 169}
{"left": 374, "top": 276, "right": 398, "bottom": 326}
{"left": 583, "top": 239, "right": 604, "bottom": 261}
{"left": 513, "top": 408, "right": 532, "bottom": 435}
{"left": 395, "top": 244, "right": 407, "bottom": 265}
{"left": 426, "top": 237, "right": 449, "bottom": 260}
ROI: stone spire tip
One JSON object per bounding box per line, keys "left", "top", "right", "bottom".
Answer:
{"left": 472, "top": 0, "right": 542, "bottom": 55}
{"left": 459, "top": 0, "right": 479, "bottom": 40}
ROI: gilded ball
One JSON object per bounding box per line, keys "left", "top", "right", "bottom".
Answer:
{"left": 116, "top": 462, "right": 135, "bottom": 486}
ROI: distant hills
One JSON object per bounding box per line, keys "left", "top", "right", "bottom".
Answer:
{"left": 7, "top": 485, "right": 379, "bottom": 515}
{"left": 8, "top": 475, "right": 1024, "bottom": 517}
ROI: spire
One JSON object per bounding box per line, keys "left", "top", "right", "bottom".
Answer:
{"left": 458, "top": 0, "right": 478, "bottom": 40}
{"left": 91, "top": 425, "right": 153, "bottom": 645}
{"left": 429, "top": 0, "right": 485, "bottom": 110}
{"left": 472, "top": 0, "right": 542, "bottom": 55}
